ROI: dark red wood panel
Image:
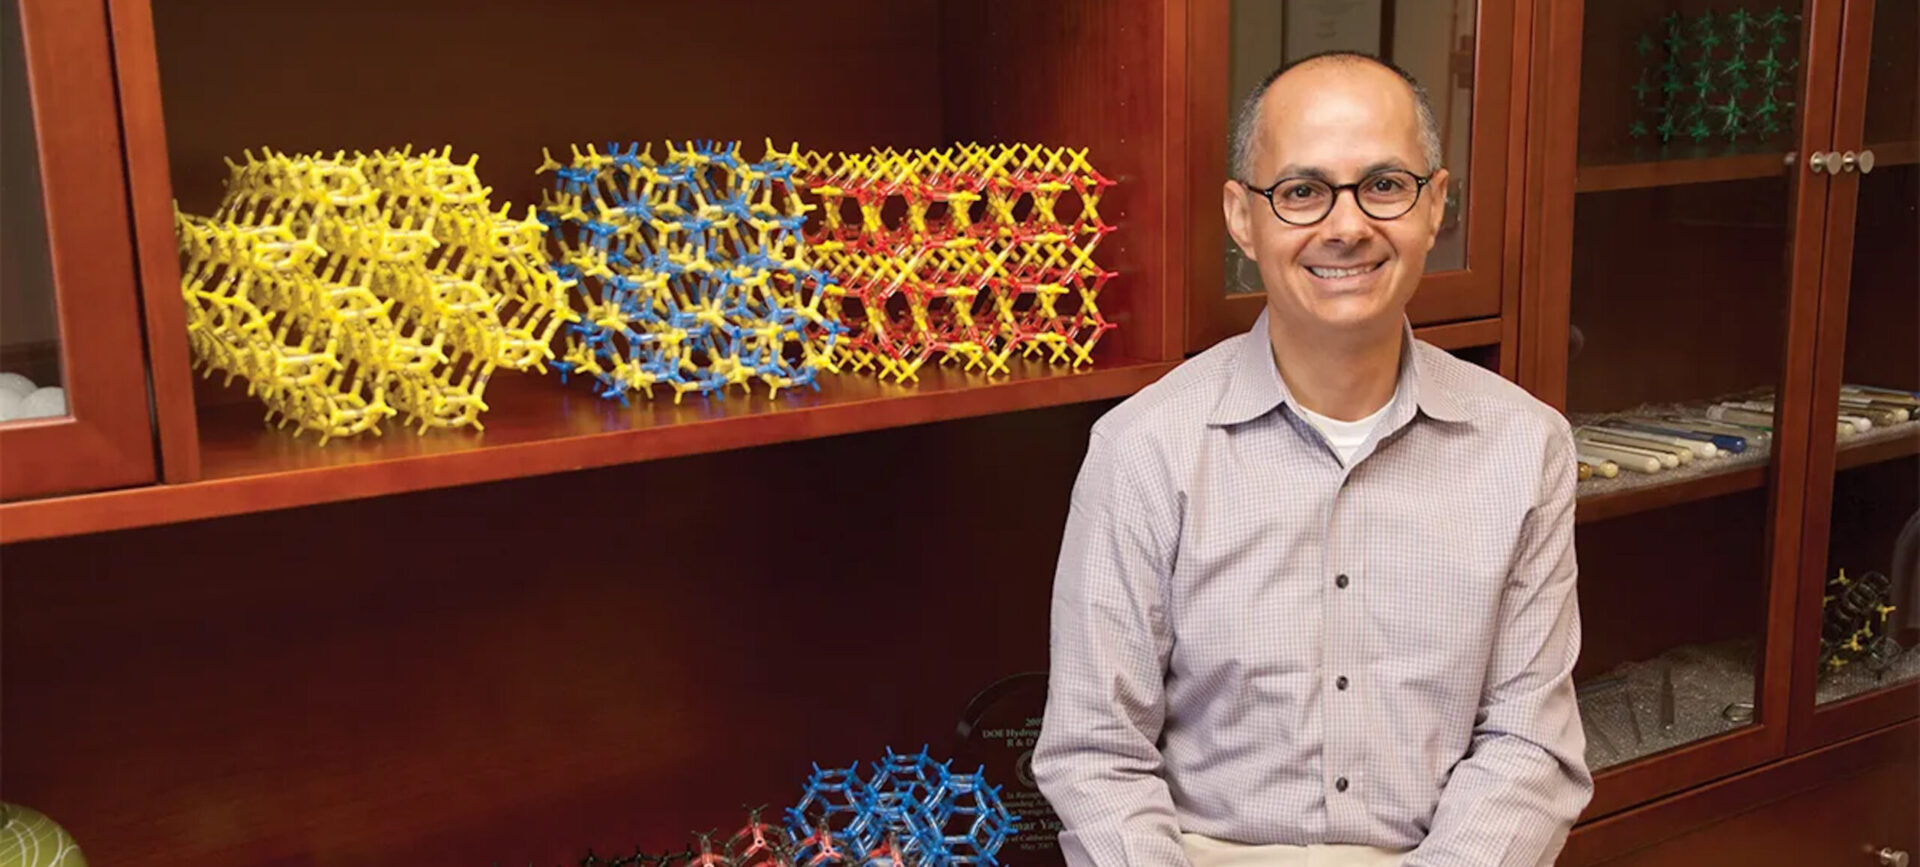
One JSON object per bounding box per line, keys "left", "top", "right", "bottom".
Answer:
{"left": 2, "top": 403, "right": 1111, "bottom": 867}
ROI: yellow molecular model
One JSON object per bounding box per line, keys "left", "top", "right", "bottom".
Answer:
{"left": 795, "top": 143, "right": 1116, "bottom": 383}
{"left": 176, "top": 147, "right": 577, "bottom": 443}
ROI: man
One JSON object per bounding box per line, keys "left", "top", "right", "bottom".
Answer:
{"left": 1034, "top": 53, "right": 1591, "bottom": 867}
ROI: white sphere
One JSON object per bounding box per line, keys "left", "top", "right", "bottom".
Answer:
{"left": 0, "top": 372, "right": 35, "bottom": 399}
{"left": 20, "top": 386, "right": 66, "bottom": 419}
{"left": 0, "top": 390, "right": 20, "bottom": 422}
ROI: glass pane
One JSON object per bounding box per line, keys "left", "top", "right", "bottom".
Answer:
{"left": 1565, "top": 0, "right": 1807, "bottom": 772}
{"left": 1813, "top": 0, "right": 1920, "bottom": 707}
{"left": 1222, "top": 0, "right": 1476, "bottom": 295}
{"left": 0, "top": 0, "right": 66, "bottom": 422}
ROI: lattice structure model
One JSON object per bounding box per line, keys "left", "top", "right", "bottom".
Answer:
{"left": 796, "top": 143, "right": 1116, "bottom": 383}
{"left": 786, "top": 747, "right": 1019, "bottom": 867}
{"left": 553, "top": 751, "right": 1014, "bottom": 867}
{"left": 1626, "top": 7, "right": 1799, "bottom": 145}
{"left": 726, "top": 807, "right": 798, "bottom": 867}
{"left": 176, "top": 147, "right": 575, "bottom": 443}
{"left": 1819, "top": 568, "right": 1901, "bottom": 675}
{"left": 537, "top": 141, "right": 843, "bottom": 404}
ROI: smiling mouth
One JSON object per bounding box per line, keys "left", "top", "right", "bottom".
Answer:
{"left": 1306, "top": 261, "right": 1385, "bottom": 279}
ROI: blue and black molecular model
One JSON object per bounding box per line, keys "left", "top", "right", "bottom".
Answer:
{"left": 537, "top": 140, "right": 843, "bottom": 406}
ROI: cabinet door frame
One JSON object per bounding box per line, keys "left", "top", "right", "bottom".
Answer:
{"left": 106, "top": 0, "right": 200, "bottom": 483}
{"left": 1183, "top": 0, "right": 1517, "bottom": 355}
{"left": 1518, "top": 0, "right": 1847, "bottom": 821}
{"left": 0, "top": 0, "right": 157, "bottom": 501}
{"left": 1787, "top": 0, "right": 1920, "bottom": 756}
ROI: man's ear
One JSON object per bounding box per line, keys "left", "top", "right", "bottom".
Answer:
{"left": 1424, "top": 168, "right": 1452, "bottom": 249}
{"left": 1223, "top": 179, "right": 1259, "bottom": 262}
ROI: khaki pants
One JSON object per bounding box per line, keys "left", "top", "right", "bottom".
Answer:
{"left": 1180, "top": 833, "right": 1410, "bottom": 867}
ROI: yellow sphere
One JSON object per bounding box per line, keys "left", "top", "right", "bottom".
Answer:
{"left": 0, "top": 803, "right": 88, "bottom": 867}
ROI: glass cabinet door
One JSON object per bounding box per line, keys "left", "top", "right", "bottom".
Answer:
{"left": 0, "top": 0, "right": 157, "bottom": 500}
{"left": 0, "top": 0, "right": 62, "bottom": 416}
{"left": 1185, "top": 0, "right": 1515, "bottom": 352}
{"left": 1534, "top": 0, "right": 1842, "bottom": 816}
{"left": 1791, "top": 0, "right": 1920, "bottom": 750}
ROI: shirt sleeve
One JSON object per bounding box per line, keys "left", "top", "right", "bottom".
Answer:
{"left": 1033, "top": 429, "right": 1194, "bottom": 867}
{"left": 1406, "top": 424, "right": 1594, "bottom": 867}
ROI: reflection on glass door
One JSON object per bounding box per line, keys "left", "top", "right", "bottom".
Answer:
{"left": 0, "top": 0, "right": 67, "bottom": 422}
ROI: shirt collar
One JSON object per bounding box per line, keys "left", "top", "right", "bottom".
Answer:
{"left": 1206, "top": 308, "right": 1473, "bottom": 427}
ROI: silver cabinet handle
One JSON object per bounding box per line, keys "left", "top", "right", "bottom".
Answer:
{"left": 1881, "top": 847, "right": 1910, "bottom": 867}
{"left": 1859, "top": 149, "right": 1877, "bottom": 174}
{"left": 1842, "top": 151, "right": 1860, "bottom": 172}
{"left": 1809, "top": 151, "right": 1842, "bottom": 174}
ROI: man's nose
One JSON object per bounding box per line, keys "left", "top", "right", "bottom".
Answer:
{"left": 1317, "top": 189, "right": 1376, "bottom": 244}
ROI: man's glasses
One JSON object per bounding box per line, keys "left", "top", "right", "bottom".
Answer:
{"left": 1240, "top": 169, "right": 1434, "bottom": 226}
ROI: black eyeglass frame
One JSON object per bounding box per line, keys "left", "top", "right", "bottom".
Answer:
{"left": 1238, "top": 169, "right": 1436, "bottom": 226}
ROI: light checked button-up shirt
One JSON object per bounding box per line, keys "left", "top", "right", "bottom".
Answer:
{"left": 1035, "top": 310, "right": 1592, "bottom": 867}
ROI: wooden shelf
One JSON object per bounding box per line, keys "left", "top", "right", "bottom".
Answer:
{"left": 1577, "top": 422, "right": 1920, "bottom": 525}
{"left": 0, "top": 357, "right": 1175, "bottom": 543}
{"left": 1573, "top": 142, "right": 1917, "bottom": 194}
{"left": 1866, "top": 140, "right": 1920, "bottom": 168}
{"left": 1575, "top": 151, "right": 1788, "bottom": 193}
{"left": 1577, "top": 463, "right": 1769, "bottom": 525}
{"left": 1836, "top": 426, "right": 1920, "bottom": 471}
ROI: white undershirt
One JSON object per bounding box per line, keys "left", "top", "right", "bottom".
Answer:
{"left": 1293, "top": 397, "right": 1394, "bottom": 466}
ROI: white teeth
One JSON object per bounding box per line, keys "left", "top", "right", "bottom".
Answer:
{"left": 1308, "top": 264, "right": 1374, "bottom": 278}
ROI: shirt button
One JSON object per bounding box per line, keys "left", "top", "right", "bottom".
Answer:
{"left": 1335, "top": 776, "right": 1350, "bottom": 792}
{"left": 1336, "top": 675, "right": 1349, "bottom": 691}
{"left": 1335, "top": 574, "right": 1350, "bottom": 589}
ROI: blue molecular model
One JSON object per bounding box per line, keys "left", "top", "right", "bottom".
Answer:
{"left": 537, "top": 141, "right": 843, "bottom": 405}
{"left": 785, "top": 746, "right": 1019, "bottom": 867}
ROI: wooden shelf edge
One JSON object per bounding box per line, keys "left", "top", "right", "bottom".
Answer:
{"left": 1866, "top": 140, "right": 1919, "bottom": 167}
{"left": 1835, "top": 427, "right": 1920, "bottom": 471}
{"left": 1576, "top": 464, "right": 1768, "bottom": 525}
{"left": 1413, "top": 316, "right": 1503, "bottom": 350}
{"left": 0, "top": 360, "right": 1177, "bottom": 543}
{"left": 1575, "top": 424, "right": 1915, "bottom": 524}
{"left": 1571, "top": 141, "right": 1916, "bottom": 195}
{"left": 1574, "top": 152, "right": 1787, "bottom": 193}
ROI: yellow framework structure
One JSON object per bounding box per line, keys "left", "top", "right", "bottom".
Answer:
{"left": 176, "top": 147, "right": 577, "bottom": 443}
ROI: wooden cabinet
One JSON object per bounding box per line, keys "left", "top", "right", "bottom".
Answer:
{"left": 0, "top": 0, "right": 1914, "bottom": 864}
{"left": 0, "top": 0, "right": 1197, "bottom": 540}
{"left": 1596, "top": 759, "right": 1917, "bottom": 867}
{"left": 1182, "top": 0, "right": 1524, "bottom": 356}
{"left": 1523, "top": 0, "right": 1919, "bottom": 824}
{"left": 1566, "top": 718, "right": 1918, "bottom": 866}
{"left": 0, "top": 3, "right": 1193, "bottom": 861}
{"left": 1788, "top": 0, "right": 1920, "bottom": 758}
{"left": 0, "top": 0, "right": 159, "bottom": 500}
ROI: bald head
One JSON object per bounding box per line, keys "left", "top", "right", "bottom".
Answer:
{"left": 1229, "top": 52, "right": 1442, "bottom": 183}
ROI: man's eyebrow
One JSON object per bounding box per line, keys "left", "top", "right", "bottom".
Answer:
{"left": 1271, "top": 164, "right": 1330, "bottom": 182}
{"left": 1270, "top": 158, "right": 1414, "bottom": 183}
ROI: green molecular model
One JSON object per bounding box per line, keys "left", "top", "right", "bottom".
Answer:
{"left": 1628, "top": 5, "right": 1800, "bottom": 147}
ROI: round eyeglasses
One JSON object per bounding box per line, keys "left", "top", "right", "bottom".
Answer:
{"left": 1240, "top": 169, "right": 1434, "bottom": 226}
